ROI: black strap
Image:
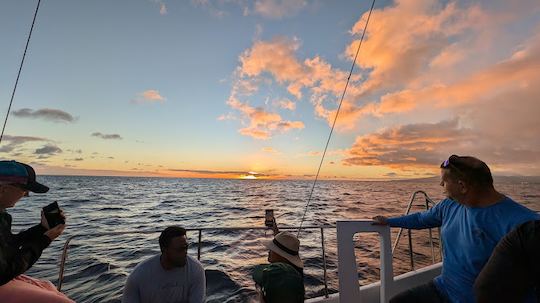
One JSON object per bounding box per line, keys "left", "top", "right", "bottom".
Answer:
{"left": 273, "top": 239, "right": 298, "bottom": 256}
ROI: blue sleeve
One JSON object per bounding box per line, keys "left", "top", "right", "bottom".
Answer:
{"left": 387, "top": 199, "right": 447, "bottom": 229}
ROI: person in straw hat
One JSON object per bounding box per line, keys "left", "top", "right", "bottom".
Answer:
{"left": 252, "top": 219, "right": 305, "bottom": 302}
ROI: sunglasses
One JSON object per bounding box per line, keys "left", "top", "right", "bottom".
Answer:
{"left": 442, "top": 158, "right": 453, "bottom": 168}
{"left": 441, "top": 155, "right": 463, "bottom": 169}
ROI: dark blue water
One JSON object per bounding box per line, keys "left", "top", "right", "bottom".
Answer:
{"left": 8, "top": 176, "right": 540, "bottom": 302}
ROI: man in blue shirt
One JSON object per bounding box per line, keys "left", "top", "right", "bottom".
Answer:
{"left": 373, "top": 155, "right": 539, "bottom": 303}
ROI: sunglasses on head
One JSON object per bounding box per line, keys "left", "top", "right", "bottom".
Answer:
{"left": 442, "top": 155, "right": 462, "bottom": 169}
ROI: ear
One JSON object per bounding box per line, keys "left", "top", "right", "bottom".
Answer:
{"left": 457, "top": 180, "right": 468, "bottom": 194}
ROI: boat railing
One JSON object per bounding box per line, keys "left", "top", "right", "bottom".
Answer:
{"left": 55, "top": 191, "right": 442, "bottom": 296}
{"left": 56, "top": 224, "right": 335, "bottom": 296}
{"left": 391, "top": 190, "right": 441, "bottom": 270}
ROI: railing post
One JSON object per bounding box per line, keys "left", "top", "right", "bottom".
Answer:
{"left": 197, "top": 229, "right": 202, "bottom": 260}
{"left": 407, "top": 229, "right": 414, "bottom": 270}
{"left": 320, "top": 227, "right": 329, "bottom": 298}
{"left": 337, "top": 220, "right": 394, "bottom": 303}
{"left": 57, "top": 235, "right": 76, "bottom": 291}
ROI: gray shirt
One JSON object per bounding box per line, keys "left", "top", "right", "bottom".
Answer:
{"left": 122, "top": 255, "right": 206, "bottom": 303}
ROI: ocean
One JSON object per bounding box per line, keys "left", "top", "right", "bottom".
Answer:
{"left": 8, "top": 176, "right": 540, "bottom": 302}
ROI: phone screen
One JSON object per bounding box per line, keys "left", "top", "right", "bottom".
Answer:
{"left": 265, "top": 209, "right": 274, "bottom": 227}
{"left": 43, "top": 201, "right": 64, "bottom": 228}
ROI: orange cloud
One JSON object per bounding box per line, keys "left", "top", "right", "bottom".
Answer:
{"left": 227, "top": 97, "right": 304, "bottom": 140}
{"left": 346, "top": 32, "right": 540, "bottom": 119}
{"left": 132, "top": 89, "right": 166, "bottom": 104}
{"left": 343, "top": 119, "right": 474, "bottom": 168}
{"left": 275, "top": 99, "right": 296, "bottom": 110}
{"left": 262, "top": 147, "right": 280, "bottom": 154}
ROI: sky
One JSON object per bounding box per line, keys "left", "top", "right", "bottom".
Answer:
{"left": 0, "top": 0, "right": 539, "bottom": 180}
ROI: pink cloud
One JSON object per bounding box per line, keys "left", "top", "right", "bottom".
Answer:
{"left": 227, "top": 97, "right": 304, "bottom": 140}
{"left": 132, "top": 89, "right": 166, "bottom": 104}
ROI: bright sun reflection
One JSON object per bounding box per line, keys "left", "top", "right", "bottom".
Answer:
{"left": 240, "top": 175, "right": 257, "bottom": 180}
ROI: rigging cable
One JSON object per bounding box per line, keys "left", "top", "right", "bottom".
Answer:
{"left": 297, "top": 0, "right": 376, "bottom": 237}
{"left": 0, "top": 0, "right": 42, "bottom": 145}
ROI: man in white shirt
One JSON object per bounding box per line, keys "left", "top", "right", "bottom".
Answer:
{"left": 122, "top": 226, "right": 206, "bottom": 303}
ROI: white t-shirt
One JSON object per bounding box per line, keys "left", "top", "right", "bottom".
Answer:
{"left": 122, "top": 255, "right": 205, "bottom": 303}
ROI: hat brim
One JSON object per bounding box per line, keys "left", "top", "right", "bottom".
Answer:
{"left": 21, "top": 181, "right": 49, "bottom": 193}
{"left": 263, "top": 240, "right": 304, "bottom": 269}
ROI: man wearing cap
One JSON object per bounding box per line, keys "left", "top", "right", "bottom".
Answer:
{"left": 0, "top": 160, "right": 72, "bottom": 302}
{"left": 372, "top": 155, "right": 539, "bottom": 303}
{"left": 252, "top": 220, "right": 305, "bottom": 303}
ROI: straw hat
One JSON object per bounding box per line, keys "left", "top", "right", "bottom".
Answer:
{"left": 264, "top": 231, "right": 303, "bottom": 268}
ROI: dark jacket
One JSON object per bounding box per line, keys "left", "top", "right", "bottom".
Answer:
{"left": 0, "top": 210, "right": 51, "bottom": 285}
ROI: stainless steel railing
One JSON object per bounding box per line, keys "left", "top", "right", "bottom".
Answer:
{"left": 391, "top": 190, "right": 442, "bottom": 270}
{"left": 57, "top": 225, "right": 334, "bottom": 298}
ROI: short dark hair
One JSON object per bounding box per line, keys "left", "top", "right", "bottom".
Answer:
{"left": 159, "top": 226, "right": 187, "bottom": 250}
{"left": 441, "top": 155, "right": 493, "bottom": 188}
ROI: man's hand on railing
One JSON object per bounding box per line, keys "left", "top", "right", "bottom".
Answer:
{"left": 372, "top": 216, "right": 389, "bottom": 225}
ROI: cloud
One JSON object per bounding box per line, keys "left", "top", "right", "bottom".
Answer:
{"left": 168, "top": 168, "right": 273, "bottom": 178}
{"left": 227, "top": 97, "right": 304, "bottom": 140}
{"left": 343, "top": 119, "right": 474, "bottom": 167}
{"left": 149, "top": 0, "right": 167, "bottom": 15}
{"left": 253, "top": 0, "right": 307, "bottom": 19}
{"left": 224, "top": 37, "right": 358, "bottom": 137}
{"left": 343, "top": 116, "right": 540, "bottom": 175}
{"left": 190, "top": 0, "right": 228, "bottom": 17}
{"left": 217, "top": 113, "right": 236, "bottom": 121}
{"left": 91, "top": 132, "right": 123, "bottom": 140}
{"left": 262, "top": 147, "right": 280, "bottom": 154}
{"left": 35, "top": 144, "right": 63, "bottom": 157}
{"left": 65, "top": 158, "right": 84, "bottom": 161}
{"left": 159, "top": 2, "right": 167, "bottom": 15}
{"left": 12, "top": 108, "right": 76, "bottom": 123}
{"left": 225, "top": 36, "right": 363, "bottom": 134}
{"left": 131, "top": 90, "right": 166, "bottom": 104}
{"left": 191, "top": 0, "right": 311, "bottom": 19}
{"left": 0, "top": 135, "right": 49, "bottom": 153}
{"left": 275, "top": 99, "right": 296, "bottom": 110}
{"left": 345, "top": 32, "right": 540, "bottom": 120}
{"left": 299, "top": 149, "right": 347, "bottom": 157}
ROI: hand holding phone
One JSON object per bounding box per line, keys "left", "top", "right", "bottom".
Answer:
{"left": 264, "top": 209, "right": 274, "bottom": 227}
{"left": 42, "top": 201, "right": 65, "bottom": 229}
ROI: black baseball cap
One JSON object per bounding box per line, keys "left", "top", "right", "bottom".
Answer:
{"left": 0, "top": 160, "right": 49, "bottom": 193}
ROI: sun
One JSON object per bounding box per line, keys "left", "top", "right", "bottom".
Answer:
{"left": 240, "top": 175, "right": 257, "bottom": 180}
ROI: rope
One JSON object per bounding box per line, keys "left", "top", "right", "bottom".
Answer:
{"left": 297, "top": 0, "right": 376, "bottom": 237}
{"left": 0, "top": 0, "right": 42, "bottom": 145}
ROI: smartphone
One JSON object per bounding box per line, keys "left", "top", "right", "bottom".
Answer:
{"left": 264, "top": 209, "right": 274, "bottom": 227}
{"left": 43, "top": 201, "right": 64, "bottom": 228}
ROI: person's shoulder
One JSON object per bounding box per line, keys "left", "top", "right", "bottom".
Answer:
{"left": 436, "top": 198, "right": 459, "bottom": 209}
{"left": 500, "top": 197, "right": 537, "bottom": 215}
{"left": 131, "top": 254, "right": 160, "bottom": 276}
{"left": 187, "top": 255, "right": 205, "bottom": 273}
{"left": 187, "top": 255, "right": 204, "bottom": 268}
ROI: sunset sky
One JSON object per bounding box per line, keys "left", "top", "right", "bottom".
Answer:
{"left": 1, "top": 0, "right": 539, "bottom": 180}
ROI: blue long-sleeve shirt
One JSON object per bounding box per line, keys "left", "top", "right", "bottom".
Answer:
{"left": 387, "top": 197, "right": 539, "bottom": 303}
